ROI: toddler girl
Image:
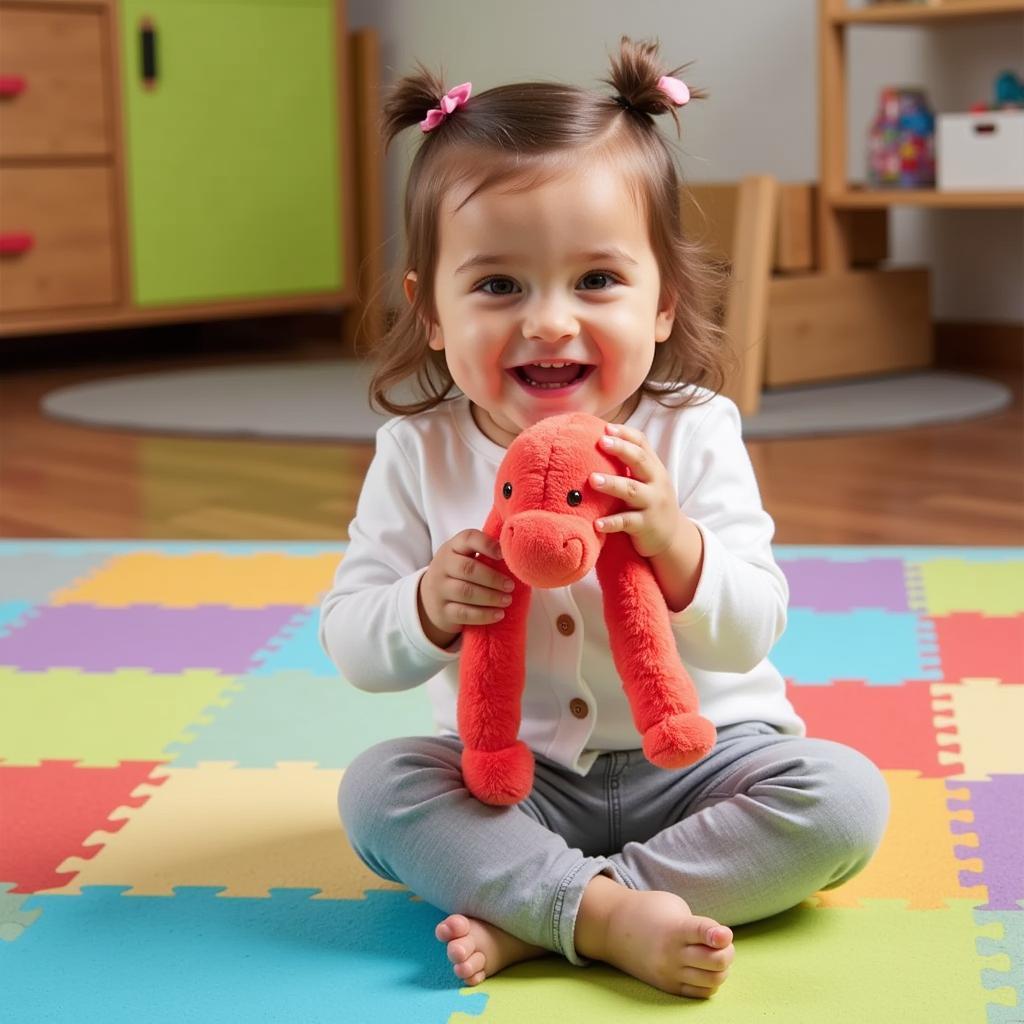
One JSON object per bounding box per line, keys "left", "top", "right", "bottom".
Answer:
{"left": 320, "top": 37, "right": 890, "bottom": 1000}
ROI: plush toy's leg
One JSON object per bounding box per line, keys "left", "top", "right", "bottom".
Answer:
{"left": 458, "top": 566, "right": 535, "bottom": 805}
{"left": 596, "top": 532, "right": 716, "bottom": 769}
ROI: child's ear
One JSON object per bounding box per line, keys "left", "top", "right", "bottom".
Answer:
{"left": 655, "top": 289, "right": 676, "bottom": 343}
{"left": 404, "top": 270, "right": 444, "bottom": 351}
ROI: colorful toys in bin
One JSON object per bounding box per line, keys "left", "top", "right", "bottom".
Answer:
{"left": 867, "top": 87, "right": 936, "bottom": 188}
{"left": 971, "top": 70, "right": 1024, "bottom": 113}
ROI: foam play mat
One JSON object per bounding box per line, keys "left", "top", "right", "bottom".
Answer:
{"left": 1, "top": 541, "right": 1021, "bottom": 1023}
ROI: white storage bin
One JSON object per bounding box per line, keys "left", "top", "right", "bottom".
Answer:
{"left": 937, "top": 111, "right": 1024, "bottom": 191}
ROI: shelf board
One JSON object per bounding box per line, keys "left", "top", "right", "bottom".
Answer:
{"left": 834, "top": 0, "right": 1024, "bottom": 24}
{"left": 831, "top": 187, "right": 1024, "bottom": 207}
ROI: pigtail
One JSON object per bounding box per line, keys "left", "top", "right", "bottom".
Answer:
{"left": 380, "top": 61, "right": 449, "bottom": 153}
{"left": 602, "top": 36, "right": 705, "bottom": 136}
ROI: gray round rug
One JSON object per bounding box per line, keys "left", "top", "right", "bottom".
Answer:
{"left": 40, "top": 359, "right": 1012, "bottom": 442}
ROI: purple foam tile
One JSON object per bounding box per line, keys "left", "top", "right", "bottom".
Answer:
{"left": 779, "top": 558, "right": 910, "bottom": 612}
{"left": 948, "top": 775, "right": 1024, "bottom": 911}
{"left": 0, "top": 604, "right": 305, "bottom": 674}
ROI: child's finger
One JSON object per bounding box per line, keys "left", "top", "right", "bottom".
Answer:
{"left": 450, "top": 529, "right": 502, "bottom": 561}
{"left": 589, "top": 472, "right": 647, "bottom": 507}
{"left": 595, "top": 510, "right": 644, "bottom": 534}
{"left": 599, "top": 433, "right": 654, "bottom": 482}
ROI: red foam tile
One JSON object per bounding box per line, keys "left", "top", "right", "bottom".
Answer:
{"left": 928, "top": 614, "right": 1023, "bottom": 684}
{"left": 786, "top": 680, "right": 958, "bottom": 777}
{"left": 0, "top": 760, "right": 166, "bottom": 893}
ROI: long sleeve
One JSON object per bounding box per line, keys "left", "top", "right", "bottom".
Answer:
{"left": 668, "top": 397, "right": 789, "bottom": 673}
{"left": 318, "top": 423, "right": 461, "bottom": 692}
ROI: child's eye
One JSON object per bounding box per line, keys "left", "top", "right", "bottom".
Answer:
{"left": 478, "top": 277, "right": 518, "bottom": 296}
{"left": 579, "top": 271, "right": 618, "bottom": 290}
{"left": 475, "top": 271, "right": 620, "bottom": 296}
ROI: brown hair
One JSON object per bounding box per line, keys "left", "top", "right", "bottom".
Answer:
{"left": 366, "top": 36, "right": 733, "bottom": 416}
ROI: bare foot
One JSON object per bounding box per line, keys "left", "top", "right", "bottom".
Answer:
{"left": 575, "top": 875, "right": 735, "bottom": 999}
{"left": 435, "top": 913, "right": 548, "bottom": 986}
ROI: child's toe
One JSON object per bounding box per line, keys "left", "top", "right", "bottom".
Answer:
{"left": 446, "top": 940, "right": 471, "bottom": 964}
{"left": 454, "top": 951, "right": 486, "bottom": 978}
{"left": 682, "top": 916, "right": 729, "bottom": 949}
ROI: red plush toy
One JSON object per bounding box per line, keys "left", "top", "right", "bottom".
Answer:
{"left": 458, "top": 412, "right": 717, "bottom": 806}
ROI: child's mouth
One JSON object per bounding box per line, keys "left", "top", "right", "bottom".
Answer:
{"left": 509, "top": 362, "right": 594, "bottom": 396}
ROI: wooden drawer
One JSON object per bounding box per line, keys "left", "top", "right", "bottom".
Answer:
{"left": 0, "top": 165, "right": 118, "bottom": 313}
{"left": 0, "top": 4, "right": 111, "bottom": 159}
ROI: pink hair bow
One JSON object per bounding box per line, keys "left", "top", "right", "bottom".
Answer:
{"left": 656, "top": 75, "right": 690, "bottom": 106}
{"left": 420, "top": 82, "right": 473, "bottom": 133}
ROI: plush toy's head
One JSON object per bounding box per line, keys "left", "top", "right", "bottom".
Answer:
{"left": 494, "top": 413, "right": 628, "bottom": 589}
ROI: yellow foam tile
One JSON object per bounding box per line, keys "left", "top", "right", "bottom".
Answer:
{"left": 53, "top": 762, "right": 403, "bottom": 900}
{"left": 907, "top": 559, "right": 1024, "bottom": 616}
{"left": 931, "top": 679, "right": 1024, "bottom": 779}
{"left": 815, "top": 770, "right": 985, "bottom": 909}
{"left": 452, "top": 900, "right": 1003, "bottom": 1024}
{"left": 51, "top": 552, "right": 342, "bottom": 608}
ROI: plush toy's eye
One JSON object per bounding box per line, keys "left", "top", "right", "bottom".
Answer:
{"left": 502, "top": 482, "right": 513, "bottom": 499}
{"left": 567, "top": 489, "right": 583, "bottom": 507}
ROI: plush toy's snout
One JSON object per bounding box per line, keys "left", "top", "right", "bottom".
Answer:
{"left": 501, "top": 511, "right": 598, "bottom": 588}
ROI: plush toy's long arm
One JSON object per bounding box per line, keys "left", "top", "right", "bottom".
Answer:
{"left": 457, "top": 507, "right": 536, "bottom": 805}
{"left": 595, "top": 531, "right": 716, "bottom": 769}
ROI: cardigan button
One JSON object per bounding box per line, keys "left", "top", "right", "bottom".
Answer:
{"left": 569, "top": 698, "right": 589, "bottom": 719}
{"left": 556, "top": 614, "right": 575, "bottom": 636}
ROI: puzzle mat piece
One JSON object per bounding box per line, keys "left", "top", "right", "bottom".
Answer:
{"left": 59, "top": 763, "right": 403, "bottom": 900}
{"left": 0, "top": 601, "right": 31, "bottom": 637}
{"left": 51, "top": 551, "right": 342, "bottom": 608}
{"left": 0, "top": 667, "right": 238, "bottom": 765}
{"left": 907, "top": 558, "right": 1024, "bottom": 617}
{"left": 1, "top": 761, "right": 165, "bottom": 894}
{"left": 949, "top": 776, "right": 1024, "bottom": 911}
{"left": 772, "top": 609, "right": 940, "bottom": 685}
{"left": 931, "top": 614, "right": 1024, "bottom": 686}
{"left": 453, "top": 900, "right": 1004, "bottom": 1024}
{"left": 0, "top": 549, "right": 123, "bottom": 603}
{"left": 3, "top": 887, "right": 486, "bottom": 1024}
{"left": 775, "top": 545, "right": 1022, "bottom": 563}
{"left": 777, "top": 557, "right": 909, "bottom": 612}
{"left": 0, "top": 883, "right": 42, "bottom": 942}
{"left": 933, "top": 680, "right": 1024, "bottom": 778}
{"left": 167, "top": 670, "right": 435, "bottom": 769}
{"left": 247, "top": 610, "right": 338, "bottom": 677}
{"left": 814, "top": 770, "right": 986, "bottom": 909}
{"left": 0, "top": 603, "right": 306, "bottom": 674}
{"left": 976, "top": 904, "right": 1024, "bottom": 1024}
{"left": 786, "top": 679, "right": 959, "bottom": 776}
{"left": 0, "top": 539, "right": 347, "bottom": 558}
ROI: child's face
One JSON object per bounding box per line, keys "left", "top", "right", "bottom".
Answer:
{"left": 405, "top": 163, "right": 675, "bottom": 443}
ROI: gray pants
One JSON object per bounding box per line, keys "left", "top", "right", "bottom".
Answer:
{"left": 339, "top": 722, "right": 890, "bottom": 966}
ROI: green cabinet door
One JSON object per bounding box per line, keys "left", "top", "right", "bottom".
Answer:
{"left": 120, "top": 0, "right": 343, "bottom": 306}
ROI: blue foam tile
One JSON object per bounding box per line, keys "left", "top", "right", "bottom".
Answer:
{"left": 772, "top": 609, "right": 942, "bottom": 685}
{"left": 774, "top": 545, "right": 1024, "bottom": 563}
{"left": 249, "top": 609, "right": 338, "bottom": 677}
{"left": 0, "top": 602, "right": 33, "bottom": 637}
{"left": 2, "top": 887, "right": 487, "bottom": 1024}
{"left": 166, "top": 670, "right": 436, "bottom": 768}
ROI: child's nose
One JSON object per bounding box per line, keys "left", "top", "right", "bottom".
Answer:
{"left": 522, "top": 296, "right": 579, "bottom": 344}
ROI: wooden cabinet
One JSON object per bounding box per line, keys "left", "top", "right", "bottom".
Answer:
{"left": 0, "top": 0, "right": 358, "bottom": 337}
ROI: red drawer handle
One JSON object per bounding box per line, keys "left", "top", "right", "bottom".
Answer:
{"left": 0, "top": 232, "right": 35, "bottom": 255}
{"left": 0, "top": 74, "right": 27, "bottom": 98}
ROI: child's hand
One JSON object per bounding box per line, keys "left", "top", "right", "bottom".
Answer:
{"left": 418, "top": 529, "right": 516, "bottom": 648}
{"left": 590, "top": 423, "right": 683, "bottom": 559}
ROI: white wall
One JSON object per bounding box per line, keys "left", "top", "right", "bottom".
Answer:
{"left": 349, "top": 0, "right": 1023, "bottom": 322}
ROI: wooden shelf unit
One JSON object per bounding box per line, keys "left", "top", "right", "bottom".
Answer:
{"left": 818, "top": 0, "right": 1024, "bottom": 271}
{"left": 833, "top": 187, "right": 1024, "bottom": 207}
{"left": 832, "top": 0, "right": 1024, "bottom": 24}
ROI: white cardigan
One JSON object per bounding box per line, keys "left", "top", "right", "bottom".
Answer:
{"left": 319, "top": 389, "right": 804, "bottom": 775}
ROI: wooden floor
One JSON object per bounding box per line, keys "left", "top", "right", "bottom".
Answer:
{"left": 1, "top": 336, "right": 1021, "bottom": 544}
